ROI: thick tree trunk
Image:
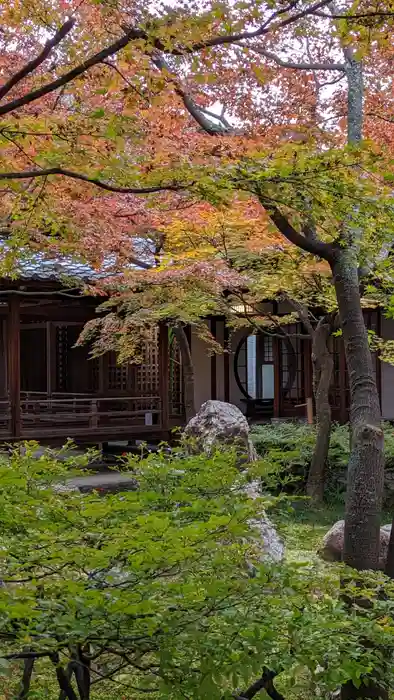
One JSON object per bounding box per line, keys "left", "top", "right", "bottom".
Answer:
{"left": 174, "top": 326, "right": 196, "bottom": 422}
{"left": 333, "top": 252, "right": 386, "bottom": 700}
{"left": 306, "top": 316, "right": 334, "bottom": 503}
{"left": 332, "top": 250, "right": 384, "bottom": 572}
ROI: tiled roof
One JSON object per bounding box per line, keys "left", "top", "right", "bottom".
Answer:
{"left": 15, "top": 255, "right": 97, "bottom": 281}
{"left": 0, "top": 252, "right": 105, "bottom": 283}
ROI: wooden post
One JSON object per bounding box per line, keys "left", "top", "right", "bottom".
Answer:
{"left": 273, "top": 336, "right": 281, "bottom": 418}
{"left": 8, "top": 296, "right": 20, "bottom": 438}
{"left": 210, "top": 319, "right": 217, "bottom": 400}
{"left": 159, "top": 324, "right": 169, "bottom": 431}
{"left": 224, "top": 322, "right": 230, "bottom": 403}
{"left": 46, "top": 321, "right": 56, "bottom": 398}
{"left": 306, "top": 397, "right": 314, "bottom": 425}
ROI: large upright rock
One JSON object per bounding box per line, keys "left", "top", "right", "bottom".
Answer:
{"left": 318, "top": 520, "right": 391, "bottom": 570}
{"left": 184, "top": 400, "right": 258, "bottom": 463}
{"left": 184, "top": 401, "right": 284, "bottom": 563}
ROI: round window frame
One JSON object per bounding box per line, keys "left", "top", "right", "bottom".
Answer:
{"left": 233, "top": 332, "right": 297, "bottom": 401}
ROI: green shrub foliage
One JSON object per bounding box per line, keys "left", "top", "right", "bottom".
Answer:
{"left": 251, "top": 421, "right": 394, "bottom": 502}
{"left": 1, "top": 443, "right": 394, "bottom": 698}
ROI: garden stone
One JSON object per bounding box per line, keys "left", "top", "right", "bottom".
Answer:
{"left": 184, "top": 400, "right": 258, "bottom": 462}
{"left": 244, "top": 480, "right": 284, "bottom": 563}
{"left": 318, "top": 520, "right": 391, "bottom": 569}
{"left": 184, "top": 402, "right": 284, "bottom": 563}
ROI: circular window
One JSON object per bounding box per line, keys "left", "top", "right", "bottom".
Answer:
{"left": 234, "top": 333, "right": 274, "bottom": 401}
{"left": 234, "top": 332, "right": 297, "bottom": 402}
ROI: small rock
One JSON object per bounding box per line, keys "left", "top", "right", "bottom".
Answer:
{"left": 184, "top": 400, "right": 258, "bottom": 463}
{"left": 243, "top": 480, "right": 285, "bottom": 564}
{"left": 318, "top": 520, "right": 391, "bottom": 569}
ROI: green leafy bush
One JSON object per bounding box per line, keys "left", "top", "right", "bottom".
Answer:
{"left": 2, "top": 442, "right": 394, "bottom": 698}
{"left": 251, "top": 421, "right": 394, "bottom": 501}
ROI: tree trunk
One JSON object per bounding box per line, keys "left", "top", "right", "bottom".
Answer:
{"left": 332, "top": 251, "right": 386, "bottom": 700}
{"left": 306, "top": 316, "right": 334, "bottom": 503}
{"left": 174, "top": 326, "right": 196, "bottom": 422}
{"left": 332, "top": 250, "right": 384, "bottom": 572}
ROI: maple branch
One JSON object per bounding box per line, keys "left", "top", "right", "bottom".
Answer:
{"left": 170, "top": 0, "right": 332, "bottom": 52}
{"left": 284, "top": 296, "right": 314, "bottom": 336}
{"left": 0, "top": 26, "right": 150, "bottom": 117}
{"left": 152, "top": 53, "right": 234, "bottom": 135}
{"left": 235, "top": 669, "right": 285, "bottom": 700}
{"left": 0, "top": 168, "right": 186, "bottom": 193}
{"left": 151, "top": 54, "right": 229, "bottom": 134}
{"left": 365, "top": 112, "right": 394, "bottom": 125}
{"left": 0, "top": 1, "right": 332, "bottom": 117}
{"left": 0, "top": 19, "right": 76, "bottom": 102}
{"left": 247, "top": 46, "right": 345, "bottom": 72}
{"left": 259, "top": 198, "right": 335, "bottom": 263}
{"left": 313, "top": 10, "right": 394, "bottom": 20}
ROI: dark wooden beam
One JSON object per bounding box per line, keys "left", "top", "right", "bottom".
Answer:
{"left": 273, "top": 337, "right": 281, "bottom": 418}
{"left": 210, "top": 319, "right": 217, "bottom": 400}
{"left": 8, "top": 296, "right": 21, "bottom": 437}
{"left": 304, "top": 338, "right": 313, "bottom": 401}
{"left": 46, "top": 321, "right": 57, "bottom": 397}
{"left": 159, "top": 324, "right": 169, "bottom": 431}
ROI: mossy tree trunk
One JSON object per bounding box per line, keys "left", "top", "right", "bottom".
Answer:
{"left": 306, "top": 314, "right": 335, "bottom": 503}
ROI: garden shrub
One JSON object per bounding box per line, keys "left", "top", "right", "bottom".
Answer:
{"left": 250, "top": 421, "right": 394, "bottom": 502}
{"left": 1, "top": 443, "right": 394, "bottom": 697}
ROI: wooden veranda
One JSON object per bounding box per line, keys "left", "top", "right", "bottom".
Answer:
{"left": 0, "top": 284, "right": 185, "bottom": 442}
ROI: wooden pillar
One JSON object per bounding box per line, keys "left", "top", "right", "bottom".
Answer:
{"left": 210, "top": 319, "right": 217, "bottom": 400}
{"left": 159, "top": 324, "right": 169, "bottom": 431}
{"left": 224, "top": 323, "right": 230, "bottom": 403}
{"left": 98, "top": 355, "right": 105, "bottom": 394}
{"left": 46, "top": 321, "right": 56, "bottom": 397}
{"left": 273, "top": 336, "right": 281, "bottom": 418}
{"left": 8, "top": 296, "right": 20, "bottom": 438}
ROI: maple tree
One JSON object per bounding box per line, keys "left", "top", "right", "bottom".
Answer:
{"left": 1, "top": 0, "right": 394, "bottom": 639}
{"left": 3, "top": 2, "right": 394, "bottom": 699}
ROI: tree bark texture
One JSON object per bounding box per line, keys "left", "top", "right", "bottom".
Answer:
{"left": 174, "top": 326, "right": 196, "bottom": 422}
{"left": 331, "top": 251, "right": 384, "bottom": 572}
{"left": 306, "top": 315, "right": 334, "bottom": 502}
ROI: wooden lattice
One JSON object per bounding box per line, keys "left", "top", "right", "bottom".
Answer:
{"left": 169, "top": 331, "right": 183, "bottom": 416}
{"left": 107, "top": 352, "right": 128, "bottom": 391}
{"left": 56, "top": 326, "right": 68, "bottom": 393}
{"left": 135, "top": 328, "right": 159, "bottom": 396}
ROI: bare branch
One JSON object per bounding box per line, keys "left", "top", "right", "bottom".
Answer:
{"left": 0, "top": 19, "right": 75, "bottom": 101}
{"left": 151, "top": 53, "right": 233, "bottom": 135}
{"left": 0, "top": 168, "right": 187, "bottom": 193}
{"left": 247, "top": 45, "right": 345, "bottom": 72}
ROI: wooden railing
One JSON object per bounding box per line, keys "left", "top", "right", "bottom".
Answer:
{"left": 0, "top": 395, "right": 165, "bottom": 439}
